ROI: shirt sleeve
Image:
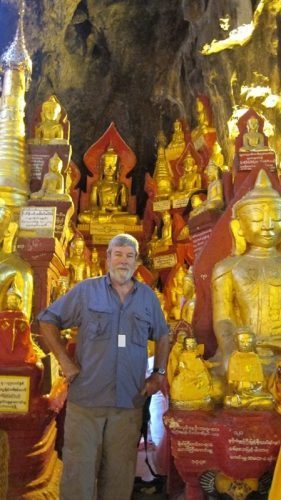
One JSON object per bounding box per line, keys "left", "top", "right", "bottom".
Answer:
{"left": 37, "top": 283, "right": 83, "bottom": 329}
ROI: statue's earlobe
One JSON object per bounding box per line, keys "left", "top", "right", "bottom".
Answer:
{"left": 230, "top": 218, "right": 246, "bottom": 255}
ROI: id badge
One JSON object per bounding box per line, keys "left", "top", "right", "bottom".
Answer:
{"left": 118, "top": 334, "right": 126, "bottom": 347}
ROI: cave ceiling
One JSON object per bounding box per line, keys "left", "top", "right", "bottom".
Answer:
{"left": 0, "top": 0, "right": 280, "bottom": 212}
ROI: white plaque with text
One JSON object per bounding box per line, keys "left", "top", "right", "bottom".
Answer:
{"left": 153, "top": 253, "right": 177, "bottom": 269}
{"left": 0, "top": 376, "right": 30, "bottom": 413}
{"left": 19, "top": 206, "right": 56, "bottom": 237}
{"left": 153, "top": 199, "right": 171, "bottom": 212}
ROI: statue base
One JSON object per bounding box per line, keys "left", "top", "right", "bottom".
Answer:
{"left": 164, "top": 408, "right": 281, "bottom": 500}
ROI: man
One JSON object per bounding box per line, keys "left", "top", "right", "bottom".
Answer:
{"left": 38, "top": 233, "right": 170, "bottom": 500}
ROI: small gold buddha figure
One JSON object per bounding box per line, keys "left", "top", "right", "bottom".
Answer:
{"left": 31, "top": 153, "right": 72, "bottom": 201}
{"left": 34, "top": 95, "right": 69, "bottom": 144}
{"left": 212, "top": 169, "right": 281, "bottom": 368}
{"left": 154, "top": 288, "right": 168, "bottom": 322}
{"left": 0, "top": 282, "right": 36, "bottom": 364}
{"left": 52, "top": 275, "right": 70, "bottom": 301}
{"left": 170, "top": 336, "right": 223, "bottom": 410}
{"left": 90, "top": 248, "right": 103, "bottom": 277}
{"left": 167, "top": 329, "right": 187, "bottom": 386}
{"left": 170, "top": 266, "right": 187, "bottom": 320}
{"left": 153, "top": 144, "right": 174, "bottom": 199}
{"left": 150, "top": 211, "right": 173, "bottom": 254}
{"left": 79, "top": 145, "right": 139, "bottom": 225}
{"left": 224, "top": 329, "right": 274, "bottom": 410}
{"left": 191, "top": 97, "right": 215, "bottom": 151}
{"left": 189, "top": 162, "right": 224, "bottom": 217}
{"left": 0, "top": 201, "right": 33, "bottom": 320}
{"left": 172, "top": 152, "right": 201, "bottom": 201}
{"left": 209, "top": 141, "right": 228, "bottom": 171}
{"left": 165, "top": 119, "right": 186, "bottom": 161}
{"left": 181, "top": 266, "right": 196, "bottom": 324}
{"left": 240, "top": 117, "right": 267, "bottom": 151}
{"left": 66, "top": 236, "right": 90, "bottom": 288}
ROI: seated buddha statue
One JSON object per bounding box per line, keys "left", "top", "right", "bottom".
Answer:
{"left": 150, "top": 211, "right": 173, "bottom": 253}
{"left": 209, "top": 141, "right": 228, "bottom": 171}
{"left": 224, "top": 329, "right": 274, "bottom": 410}
{"left": 153, "top": 144, "right": 174, "bottom": 199}
{"left": 212, "top": 169, "right": 281, "bottom": 370}
{"left": 240, "top": 117, "right": 267, "bottom": 152}
{"left": 0, "top": 202, "right": 33, "bottom": 320}
{"left": 66, "top": 236, "right": 90, "bottom": 288}
{"left": 170, "top": 336, "right": 224, "bottom": 409}
{"left": 0, "top": 282, "right": 37, "bottom": 364}
{"left": 181, "top": 266, "right": 196, "bottom": 324}
{"left": 170, "top": 266, "right": 187, "bottom": 321}
{"left": 79, "top": 145, "right": 139, "bottom": 225}
{"left": 165, "top": 119, "right": 186, "bottom": 161}
{"left": 90, "top": 248, "right": 103, "bottom": 277}
{"left": 31, "top": 153, "right": 72, "bottom": 201}
{"left": 167, "top": 329, "right": 188, "bottom": 386}
{"left": 189, "top": 161, "right": 224, "bottom": 217}
{"left": 191, "top": 97, "right": 215, "bottom": 152}
{"left": 172, "top": 152, "right": 202, "bottom": 201}
{"left": 33, "top": 95, "right": 69, "bottom": 144}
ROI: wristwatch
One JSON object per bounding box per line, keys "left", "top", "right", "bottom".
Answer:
{"left": 152, "top": 367, "right": 166, "bottom": 375}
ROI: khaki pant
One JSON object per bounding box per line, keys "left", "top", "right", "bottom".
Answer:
{"left": 60, "top": 402, "right": 143, "bottom": 500}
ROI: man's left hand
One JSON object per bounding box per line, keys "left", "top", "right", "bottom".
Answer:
{"left": 141, "top": 373, "right": 164, "bottom": 397}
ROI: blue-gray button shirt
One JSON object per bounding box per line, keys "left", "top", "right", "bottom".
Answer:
{"left": 38, "top": 275, "right": 169, "bottom": 409}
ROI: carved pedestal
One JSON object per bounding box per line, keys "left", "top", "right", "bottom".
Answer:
{"left": 234, "top": 150, "right": 276, "bottom": 193}
{"left": 17, "top": 237, "right": 65, "bottom": 334}
{"left": 164, "top": 409, "right": 281, "bottom": 500}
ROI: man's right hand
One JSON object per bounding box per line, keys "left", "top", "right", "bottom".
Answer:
{"left": 59, "top": 354, "right": 80, "bottom": 383}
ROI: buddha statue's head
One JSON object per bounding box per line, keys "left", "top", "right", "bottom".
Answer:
{"left": 183, "top": 153, "right": 195, "bottom": 173}
{"left": 206, "top": 161, "right": 219, "bottom": 182}
{"left": 235, "top": 328, "right": 255, "bottom": 352}
{"left": 174, "top": 266, "right": 186, "bottom": 286}
{"left": 42, "top": 95, "right": 61, "bottom": 122}
{"left": 183, "top": 336, "right": 197, "bottom": 351}
{"left": 231, "top": 170, "right": 281, "bottom": 253}
{"left": 49, "top": 153, "right": 63, "bottom": 173}
{"left": 71, "top": 236, "right": 85, "bottom": 256}
{"left": 191, "top": 194, "right": 203, "bottom": 209}
{"left": 246, "top": 117, "right": 259, "bottom": 133}
{"left": 5, "top": 282, "right": 22, "bottom": 311}
{"left": 162, "top": 210, "right": 171, "bottom": 224}
{"left": 102, "top": 146, "right": 118, "bottom": 178}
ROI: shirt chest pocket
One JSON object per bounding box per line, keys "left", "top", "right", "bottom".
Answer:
{"left": 133, "top": 311, "right": 152, "bottom": 347}
{"left": 87, "top": 305, "right": 113, "bottom": 341}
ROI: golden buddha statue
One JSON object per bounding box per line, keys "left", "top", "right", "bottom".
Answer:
{"left": 172, "top": 152, "right": 201, "bottom": 202}
{"left": 79, "top": 145, "right": 139, "bottom": 225}
{"left": 0, "top": 282, "right": 37, "bottom": 364}
{"left": 52, "top": 275, "right": 70, "bottom": 301}
{"left": 224, "top": 329, "right": 274, "bottom": 410}
{"left": 167, "top": 329, "right": 187, "bottom": 386}
{"left": 150, "top": 211, "right": 173, "bottom": 253}
{"left": 165, "top": 119, "right": 186, "bottom": 161}
{"left": 31, "top": 153, "right": 72, "bottom": 201}
{"left": 90, "top": 248, "right": 103, "bottom": 277}
{"left": 153, "top": 144, "right": 174, "bottom": 199}
{"left": 66, "top": 236, "right": 90, "bottom": 288}
{"left": 191, "top": 97, "right": 215, "bottom": 151}
{"left": 181, "top": 266, "right": 196, "bottom": 324}
{"left": 34, "top": 95, "right": 69, "bottom": 144}
{"left": 154, "top": 288, "right": 168, "bottom": 322}
{"left": 240, "top": 117, "right": 267, "bottom": 151}
{"left": 212, "top": 169, "right": 281, "bottom": 368}
{"left": 189, "top": 162, "right": 224, "bottom": 217}
{"left": 170, "top": 266, "right": 187, "bottom": 320}
{"left": 170, "top": 336, "right": 223, "bottom": 410}
{"left": 209, "top": 141, "right": 228, "bottom": 172}
{"left": 0, "top": 202, "right": 33, "bottom": 320}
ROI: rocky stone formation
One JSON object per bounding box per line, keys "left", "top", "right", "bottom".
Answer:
{"left": 0, "top": 0, "right": 280, "bottom": 213}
